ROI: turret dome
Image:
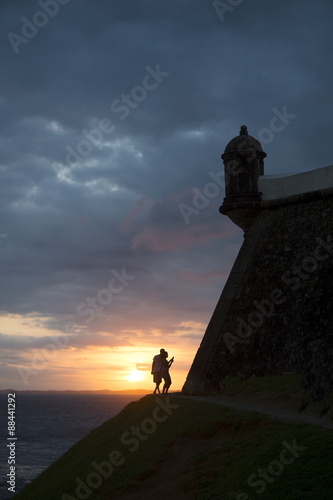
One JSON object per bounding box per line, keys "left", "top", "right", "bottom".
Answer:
{"left": 223, "top": 125, "right": 264, "bottom": 156}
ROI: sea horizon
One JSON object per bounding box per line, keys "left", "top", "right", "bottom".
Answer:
{"left": 0, "top": 388, "right": 182, "bottom": 394}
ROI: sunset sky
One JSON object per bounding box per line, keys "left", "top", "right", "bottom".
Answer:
{"left": 1, "top": 0, "right": 333, "bottom": 391}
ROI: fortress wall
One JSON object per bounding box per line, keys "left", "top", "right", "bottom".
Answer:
{"left": 183, "top": 191, "right": 333, "bottom": 400}
{"left": 259, "top": 165, "right": 333, "bottom": 201}
{"left": 182, "top": 224, "right": 260, "bottom": 394}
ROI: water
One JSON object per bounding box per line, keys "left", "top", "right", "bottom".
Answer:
{"left": 0, "top": 392, "right": 142, "bottom": 499}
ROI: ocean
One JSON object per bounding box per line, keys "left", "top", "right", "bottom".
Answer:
{"left": 0, "top": 392, "right": 143, "bottom": 499}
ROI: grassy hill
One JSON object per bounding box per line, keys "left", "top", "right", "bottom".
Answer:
{"left": 12, "top": 376, "right": 333, "bottom": 500}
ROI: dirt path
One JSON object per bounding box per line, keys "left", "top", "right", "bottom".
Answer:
{"left": 108, "top": 433, "right": 221, "bottom": 500}
{"left": 179, "top": 394, "right": 333, "bottom": 430}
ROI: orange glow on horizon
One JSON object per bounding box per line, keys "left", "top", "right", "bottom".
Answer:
{"left": 1, "top": 314, "right": 204, "bottom": 392}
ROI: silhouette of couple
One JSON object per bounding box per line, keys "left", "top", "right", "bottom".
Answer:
{"left": 151, "top": 348, "right": 174, "bottom": 394}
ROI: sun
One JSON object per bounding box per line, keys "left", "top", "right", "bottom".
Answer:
{"left": 126, "top": 370, "right": 144, "bottom": 382}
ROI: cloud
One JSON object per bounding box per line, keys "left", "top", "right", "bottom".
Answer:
{"left": 120, "top": 196, "right": 146, "bottom": 233}
{"left": 178, "top": 269, "right": 228, "bottom": 286}
{"left": 131, "top": 223, "right": 228, "bottom": 253}
{"left": 1, "top": 0, "right": 333, "bottom": 389}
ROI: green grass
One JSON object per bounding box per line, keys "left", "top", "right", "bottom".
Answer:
{"left": 12, "top": 393, "right": 333, "bottom": 500}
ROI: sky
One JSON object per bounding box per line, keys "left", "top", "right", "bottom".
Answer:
{"left": 1, "top": 0, "right": 333, "bottom": 391}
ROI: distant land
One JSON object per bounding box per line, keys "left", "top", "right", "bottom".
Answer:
{"left": 0, "top": 388, "right": 155, "bottom": 394}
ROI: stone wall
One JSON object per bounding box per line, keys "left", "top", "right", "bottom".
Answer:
{"left": 183, "top": 190, "right": 333, "bottom": 401}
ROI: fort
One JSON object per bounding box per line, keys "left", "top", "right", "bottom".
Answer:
{"left": 182, "top": 125, "right": 333, "bottom": 401}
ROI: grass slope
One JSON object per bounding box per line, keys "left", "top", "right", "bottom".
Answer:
{"left": 12, "top": 384, "right": 333, "bottom": 500}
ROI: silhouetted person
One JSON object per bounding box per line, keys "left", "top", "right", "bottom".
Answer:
{"left": 161, "top": 351, "right": 174, "bottom": 394}
{"left": 151, "top": 348, "right": 165, "bottom": 394}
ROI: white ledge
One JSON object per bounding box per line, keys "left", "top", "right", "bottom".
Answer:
{"left": 258, "top": 165, "right": 333, "bottom": 201}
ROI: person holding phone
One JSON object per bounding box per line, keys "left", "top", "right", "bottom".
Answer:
{"left": 161, "top": 351, "right": 174, "bottom": 394}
